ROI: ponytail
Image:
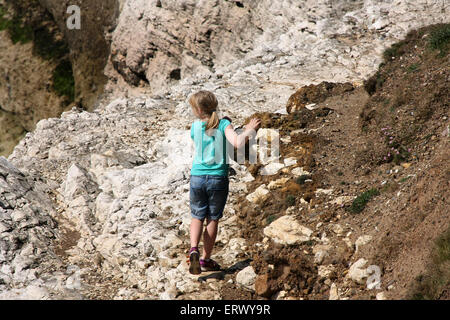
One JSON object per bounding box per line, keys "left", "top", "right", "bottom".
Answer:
{"left": 205, "top": 111, "right": 220, "bottom": 136}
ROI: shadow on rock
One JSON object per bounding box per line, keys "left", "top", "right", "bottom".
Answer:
{"left": 197, "top": 259, "right": 253, "bottom": 282}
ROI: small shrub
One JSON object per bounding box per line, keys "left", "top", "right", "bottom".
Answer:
{"left": 376, "top": 72, "right": 385, "bottom": 87}
{"left": 364, "top": 71, "right": 387, "bottom": 95}
{"left": 349, "top": 188, "right": 380, "bottom": 214}
{"left": 0, "top": 5, "right": 32, "bottom": 44}
{"left": 0, "top": 6, "right": 9, "bottom": 31}
{"left": 380, "top": 127, "right": 411, "bottom": 164}
{"left": 266, "top": 215, "right": 276, "bottom": 225}
{"left": 52, "top": 59, "right": 75, "bottom": 102}
{"left": 304, "top": 240, "right": 314, "bottom": 247}
{"left": 8, "top": 16, "right": 33, "bottom": 44}
{"left": 434, "top": 229, "right": 450, "bottom": 265}
{"left": 33, "top": 27, "right": 70, "bottom": 60}
{"left": 428, "top": 24, "right": 450, "bottom": 56}
{"left": 296, "top": 174, "right": 311, "bottom": 185}
{"left": 286, "top": 195, "right": 296, "bottom": 206}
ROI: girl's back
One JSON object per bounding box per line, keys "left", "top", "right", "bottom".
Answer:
{"left": 191, "top": 118, "right": 231, "bottom": 177}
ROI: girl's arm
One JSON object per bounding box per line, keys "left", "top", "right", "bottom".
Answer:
{"left": 224, "top": 118, "right": 261, "bottom": 149}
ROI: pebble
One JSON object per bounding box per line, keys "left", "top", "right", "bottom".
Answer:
{"left": 329, "top": 283, "right": 339, "bottom": 300}
{"left": 376, "top": 292, "right": 387, "bottom": 300}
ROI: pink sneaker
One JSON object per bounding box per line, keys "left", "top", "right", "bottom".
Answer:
{"left": 200, "top": 258, "right": 221, "bottom": 272}
{"left": 188, "top": 247, "right": 201, "bottom": 275}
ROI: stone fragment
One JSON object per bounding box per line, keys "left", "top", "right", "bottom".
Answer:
{"left": 330, "top": 196, "right": 355, "bottom": 206}
{"left": 291, "top": 167, "right": 311, "bottom": 176}
{"left": 355, "top": 235, "right": 373, "bottom": 253}
{"left": 318, "top": 265, "right": 335, "bottom": 278}
{"left": 264, "top": 215, "right": 313, "bottom": 245}
{"left": 329, "top": 283, "right": 339, "bottom": 300}
{"left": 260, "top": 162, "right": 285, "bottom": 176}
{"left": 246, "top": 184, "right": 270, "bottom": 204}
{"left": 236, "top": 266, "right": 257, "bottom": 291}
{"left": 347, "top": 258, "right": 369, "bottom": 284}
{"left": 331, "top": 224, "right": 344, "bottom": 235}
{"left": 267, "top": 177, "right": 290, "bottom": 190}
{"left": 283, "top": 157, "right": 297, "bottom": 166}
{"left": 376, "top": 292, "right": 387, "bottom": 300}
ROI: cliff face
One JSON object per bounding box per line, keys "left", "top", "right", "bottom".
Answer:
{"left": 0, "top": 0, "right": 70, "bottom": 156}
{"left": 38, "top": 0, "right": 120, "bottom": 108}
{"left": 1, "top": 0, "right": 448, "bottom": 300}
{"left": 105, "top": 0, "right": 448, "bottom": 97}
{"left": 0, "top": 0, "right": 119, "bottom": 156}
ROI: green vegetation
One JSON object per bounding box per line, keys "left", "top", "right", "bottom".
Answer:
{"left": 435, "top": 230, "right": 450, "bottom": 264}
{"left": 348, "top": 188, "right": 380, "bottom": 214}
{"left": 428, "top": 23, "right": 450, "bottom": 56}
{"left": 411, "top": 227, "right": 450, "bottom": 299}
{"left": 407, "top": 63, "right": 420, "bottom": 73}
{"left": 383, "top": 41, "right": 406, "bottom": 61}
{"left": 0, "top": 3, "right": 74, "bottom": 102}
{"left": 0, "top": 6, "right": 9, "bottom": 30}
{"left": 266, "top": 215, "right": 276, "bottom": 225}
{"left": 399, "top": 176, "right": 411, "bottom": 183}
{"left": 303, "top": 240, "right": 315, "bottom": 247}
{"left": 286, "top": 195, "right": 296, "bottom": 206}
{"left": 296, "top": 174, "right": 311, "bottom": 185}
{"left": 0, "top": 5, "right": 32, "bottom": 44}
{"left": 376, "top": 72, "right": 385, "bottom": 88}
{"left": 33, "top": 27, "right": 69, "bottom": 60}
{"left": 391, "top": 145, "right": 410, "bottom": 165}
{"left": 53, "top": 60, "right": 75, "bottom": 102}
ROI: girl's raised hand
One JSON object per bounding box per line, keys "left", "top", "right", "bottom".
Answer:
{"left": 245, "top": 118, "right": 261, "bottom": 131}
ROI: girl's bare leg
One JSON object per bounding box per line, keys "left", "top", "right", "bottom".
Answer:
{"left": 202, "top": 218, "right": 219, "bottom": 260}
{"left": 190, "top": 218, "right": 203, "bottom": 249}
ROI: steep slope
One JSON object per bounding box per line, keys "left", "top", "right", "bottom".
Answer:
{"left": 221, "top": 23, "right": 449, "bottom": 300}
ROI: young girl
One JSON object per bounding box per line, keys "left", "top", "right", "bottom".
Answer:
{"left": 188, "top": 90, "right": 260, "bottom": 274}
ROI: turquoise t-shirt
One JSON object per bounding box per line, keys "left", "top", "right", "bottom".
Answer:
{"left": 190, "top": 118, "right": 232, "bottom": 176}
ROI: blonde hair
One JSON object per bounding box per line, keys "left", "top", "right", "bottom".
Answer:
{"left": 189, "top": 90, "right": 220, "bottom": 135}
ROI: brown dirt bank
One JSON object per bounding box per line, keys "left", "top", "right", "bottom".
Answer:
{"left": 220, "top": 24, "right": 449, "bottom": 300}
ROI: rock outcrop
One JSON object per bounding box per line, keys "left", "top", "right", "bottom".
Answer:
{"left": 0, "top": 157, "right": 79, "bottom": 299}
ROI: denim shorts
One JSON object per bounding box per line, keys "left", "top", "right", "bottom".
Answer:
{"left": 190, "top": 175, "right": 229, "bottom": 221}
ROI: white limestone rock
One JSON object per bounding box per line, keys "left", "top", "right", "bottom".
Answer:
{"left": 264, "top": 215, "right": 313, "bottom": 245}
{"left": 246, "top": 184, "right": 270, "bottom": 204}
{"left": 236, "top": 266, "right": 257, "bottom": 291}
